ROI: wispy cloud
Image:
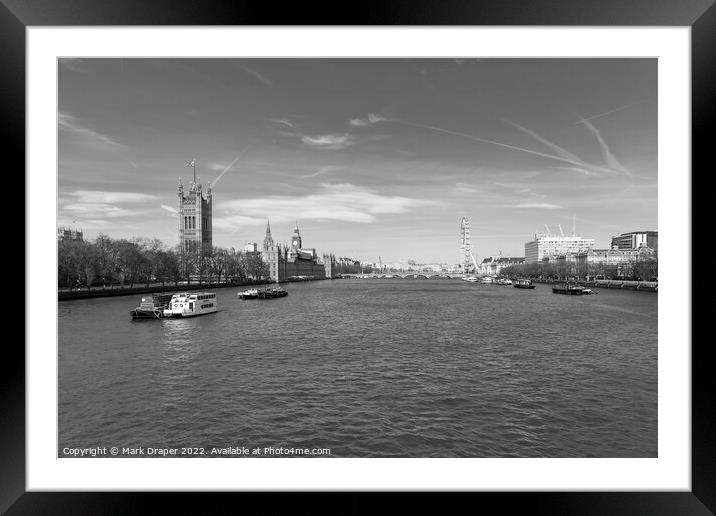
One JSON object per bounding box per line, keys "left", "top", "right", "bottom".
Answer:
{"left": 61, "top": 190, "right": 158, "bottom": 220}
{"left": 160, "top": 204, "right": 178, "bottom": 215}
{"left": 455, "top": 182, "right": 479, "bottom": 193}
{"left": 216, "top": 183, "right": 438, "bottom": 230}
{"left": 60, "top": 58, "right": 89, "bottom": 73}
{"left": 504, "top": 203, "right": 563, "bottom": 209}
{"left": 301, "top": 165, "right": 342, "bottom": 179}
{"left": 58, "top": 111, "right": 124, "bottom": 148}
{"left": 69, "top": 190, "right": 157, "bottom": 204}
{"left": 270, "top": 118, "right": 295, "bottom": 128}
{"left": 236, "top": 64, "right": 273, "bottom": 87}
{"left": 350, "top": 113, "right": 387, "bottom": 126}
{"left": 301, "top": 134, "right": 355, "bottom": 150}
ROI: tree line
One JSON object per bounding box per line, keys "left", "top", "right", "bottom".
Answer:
{"left": 58, "top": 234, "right": 270, "bottom": 289}
{"left": 497, "top": 256, "right": 658, "bottom": 282}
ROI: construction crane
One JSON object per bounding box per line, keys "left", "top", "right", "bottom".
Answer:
{"left": 558, "top": 224, "right": 565, "bottom": 237}
{"left": 468, "top": 250, "right": 479, "bottom": 273}
{"left": 544, "top": 224, "right": 551, "bottom": 236}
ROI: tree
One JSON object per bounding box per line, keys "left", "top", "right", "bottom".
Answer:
{"left": 243, "top": 253, "right": 269, "bottom": 280}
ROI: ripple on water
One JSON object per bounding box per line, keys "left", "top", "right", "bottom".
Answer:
{"left": 58, "top": 280, "right": 657, "bottom": 457}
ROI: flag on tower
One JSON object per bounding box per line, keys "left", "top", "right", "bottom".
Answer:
{"left": 185, "top": 159, "right": 196, "bottom": 168}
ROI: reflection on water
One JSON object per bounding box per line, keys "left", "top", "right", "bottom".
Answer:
{"left": 59, "top": 280, "right": 658, "bottom": 457}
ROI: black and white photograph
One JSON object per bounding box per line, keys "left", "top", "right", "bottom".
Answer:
{"left": 56, "top": 56, "right": 659, "bottom": 460}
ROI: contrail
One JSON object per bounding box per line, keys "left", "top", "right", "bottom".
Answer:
{"left": 388, "top": 118, "right": 618, "bottom": 175}
{"left": 212, "top": 147, "right": 249, "bottom": 189}
{"left": 577, "top": 118, "right": 630, "bottom": 175}
{"left": 574, "top": 97, "right": 655, "bottom": 125}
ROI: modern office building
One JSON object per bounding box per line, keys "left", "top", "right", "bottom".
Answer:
{"left": 525, "top": 233, "right": 595, "bottom": 263}
{"left": 610, "top": 231, "right": 658, "bottom": 251}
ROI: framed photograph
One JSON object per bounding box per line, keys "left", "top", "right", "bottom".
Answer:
{"left": 8, "top": 0, "right": 709, "bottom": 513}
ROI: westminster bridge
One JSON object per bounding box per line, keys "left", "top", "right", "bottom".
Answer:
{"left": 339, "top": 272, "right": 467, "bottom": 279}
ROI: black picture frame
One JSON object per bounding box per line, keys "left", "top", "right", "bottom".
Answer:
{"left": 6, "top": 0, "right": 709, "bottom": 513}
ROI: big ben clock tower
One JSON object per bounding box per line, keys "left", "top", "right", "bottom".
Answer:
{"left": 291, "top": 222, "right": 302, "bottom": 251}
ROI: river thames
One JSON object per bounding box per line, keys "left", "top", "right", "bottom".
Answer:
{"left": 58, "top": 279, "right": 657, "bottom": 458}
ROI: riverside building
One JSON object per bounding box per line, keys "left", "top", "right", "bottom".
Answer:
{"left": 178, "top": 161, "right": 212, "bottom": 254}
{"left": 525, "top": 231, "right": 595, "bottom": 264}
{"left": 610, "top": 231, "right": 658, "bottom": 252}
{"left": 261, "top": 221, "right": 335, "bottom": 282}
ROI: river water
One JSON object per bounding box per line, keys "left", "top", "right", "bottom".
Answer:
{"left": 58, "top": 279, "right": 657, "bottom": 457}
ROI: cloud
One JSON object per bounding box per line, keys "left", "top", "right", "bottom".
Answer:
{"left": 301, "top": 134, "right": 355, "bottom": 150}
{"left": 349, "top": 113, "right": 387, "bottom": 126}
{"left": 213, "top": 215, "right": 268, "bottom": 231}
{"left": 271, "top": 118, "right": 295, "bottom": 128}
{"left": 301, "top": 165, "right": 342, "bottom": 178}
{"left": 504, "top": 203, "right": 563, "bottom": 209}
{"left": 216, "top": 183, "right": 438, "bottom": 231}
{"left": 60, "top": 190, "right": 159, "bottom": 220}
{"left": 455, "top": 182, "right": 479, "bottom": 193}
{"left": 236, "top": 64, "right": 273, "bottom": 87}
{"left": 160, "top": 204, "right": 178, "bottom": 214}
{"left": 63, "top": 203, "right": 138, "bottom": 218}
{"left": 69, "top": 191, "right": 157, "bottom": 204}
{"left": 60, "top": 58, "right": 89, "bottom": 73}
{"left": 58, "top": 111, "right": 124, "bottom": 148}
{"left": 69, "top": 190, "right": 157, "bottom": 204}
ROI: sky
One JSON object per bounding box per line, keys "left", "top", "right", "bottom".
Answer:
{"left": 58, "top": 58, "right": 657, "bottom": 264}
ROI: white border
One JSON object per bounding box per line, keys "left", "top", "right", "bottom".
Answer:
{"left": 27, "top": 27, "right": 691, "bottom": 491}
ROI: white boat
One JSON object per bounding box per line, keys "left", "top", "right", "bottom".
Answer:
{"left": 462, "top": 276, "right": 479, "bottom": 282}
{"left": 480, "top": 276, "right": 495, "bottom": 284}
{"left": 163, "top": 292, "right": 218, "bottom": 317}
{"left": 237, "top": 288, "right": 259, "bottom": 299}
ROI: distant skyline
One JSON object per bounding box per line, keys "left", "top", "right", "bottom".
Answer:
{"left": 58, "top": 58, "right": 657, "bottom": 263}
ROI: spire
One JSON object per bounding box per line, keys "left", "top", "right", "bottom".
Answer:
{"left": 263, "top": 218, "right": 274, "bottom": 251}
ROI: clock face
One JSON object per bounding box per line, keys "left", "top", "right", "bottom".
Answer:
{"left": 293, "top": 240, "right": 298, "bottom": 246}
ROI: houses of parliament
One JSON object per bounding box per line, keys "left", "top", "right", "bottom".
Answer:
{"left": 177, "top": 172, "right": 334, "bottom": 282}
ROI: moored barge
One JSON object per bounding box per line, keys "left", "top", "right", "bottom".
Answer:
{"left": 130, "top": 293, "right": 174, "bottom": 320}
{"left": 513, "top": 279, "right": 535, "bottom": 289}
{"left": 552, "top": 284, "right": 592, "bottom": 295}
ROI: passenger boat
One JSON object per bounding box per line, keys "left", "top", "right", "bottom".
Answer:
{"left": 163, "top": 292, "right": 218, "bottom": 317}
{"left": 513, "top": 279, "right": 535, "bottom": 289}
{"left": 552, "top": 284, "right": 590, "bottom": 295}
{"left": 495, "top": 278, "right": 513, "bottom": 285}
{"left": 461, "top": 276, "right": 479, "bottom": 282}
{"left": 238, "top": 288, "right": 260, "bottom": 299}
{"left": 480, "top": 276, "right": 494, "bottom": 284}
{"left": 130, "top": 293, "right": 173, "bottom": 319}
